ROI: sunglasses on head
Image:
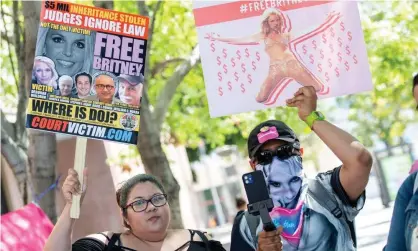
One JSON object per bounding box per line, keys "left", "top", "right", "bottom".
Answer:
{"left": 254, "top": 144, "right": 300, "bottom": 165}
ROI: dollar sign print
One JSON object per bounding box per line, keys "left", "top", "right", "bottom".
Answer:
{"left": 303, "top": 45, "right": 307, "bottom": 54}
{"left": 353, "top": 55, "right": 358, "bottom": 64}
{"left": 322, "top": 33, "right": 327, "bottom": 44}
{"left": 347, "top": 31, "right": 352, "bottom": 41}
{"left": 231, "top": 58, "right": 236, "bottom": 67}
{"left": 320, "top": 49, "right": 324, "bottom": 59}
{"left": 330, "top": 27, "right": 335, "bottom": 37}
{"left": 218, "top": 86, "right": 223, "bottom": 96}
{"left": 247, "top": 74, "right": 252, "bottom": 84}
{"left": 252, "top": 61, "right": 256, "bottom": 71}
{"left": 241, "top": 63, "right": 246, "bottom": 73}
{"left": 338, "top": 37, "right": 343, "bottom": 47}
{"left": 210, "top": 43, "right": 215, "bottom": 52}
{"left": 345, "top": 46, "right": 351, "bottom": 56}
{"left": 256, "top": 52, "right": 260, "bottom": 61}
{"left": 228, "top": 81, "right": 232, "bottom": 91}
{"left": 240, "top": 83, "right": 246, "bottom": 93}
{"left": 340, "top": 21, "right": 345, "bottom": 31}
{"left": 217, "top": 56, "right": 221, "bottom": 66}
{"left": 329, "top": 43, "right": 334, "bottom": 53}
{"left": 236, "top": 50, "right": 241, "bottom": 60}
{"left": 344, "top": 61, "right": 350, "bottom": 71}
{"left": 234, "top": 72, "right": 239, "bottom": 81}
{"left": 312, "top": 40, "right": 317, "bottom": 49}
{"left": 223, "top": 64, "right": 228, "bottom": 73}
{"left": 328, "top": 58, "right": 332, "bottom": 68}
{"left": 218, "top": 72, "right": 222, "bottom": 81}
{"left": 245, "top": 48, "right": 250, "bottom": 58}
{"left": 223, "top": 49, "right": 227, "bottom": 58}
{"left": 337, "top": 52, "right": 342, "bottom": 62}
{"left": 335, "top": 67, "right": 340, "bottom": 77}
{"left": 317, "top": 63, "right": 323, "bottom": 73}
{"left": 309, "top": 54, "right": 314, "bottom": 64}
{"left": 325, "top": 72, "right": 330, "bottom": 82}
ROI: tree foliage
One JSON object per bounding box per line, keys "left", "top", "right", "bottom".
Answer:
{"left": 337, "top": 1, "right": 418, "bottom": 147}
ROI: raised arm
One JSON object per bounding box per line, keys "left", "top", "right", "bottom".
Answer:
{"left": 43, "top": 168, "right": 88, "bottom": 251}
{"left": 206, "top": 32, "right": 263, "bottom": 45}
{"left": 286, "top": 87, "right": 373, "bottom": 202}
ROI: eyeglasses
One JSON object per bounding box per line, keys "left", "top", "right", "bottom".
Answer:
{"left": 255, "top": 144, "right": 300, "bottom": 165}
{"left": 96, "top": 84, "right": 115, "bottom": 91}
{"left": 124, "top": 194, "right": 167, "bottom": 212}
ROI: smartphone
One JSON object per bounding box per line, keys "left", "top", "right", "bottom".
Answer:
{"left": 242, "top": 170, "right": 273, "bottom": 216}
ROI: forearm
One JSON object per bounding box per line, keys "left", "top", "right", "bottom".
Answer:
{"left": 312, "top": 120, "right": 372, "bottom": 167}
{"left": 43, "top": 204, "right": 76, "bottom": 251}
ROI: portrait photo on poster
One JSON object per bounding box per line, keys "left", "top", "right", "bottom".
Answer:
{"left": 26, "top": 0, "right": 149, "bottom": 145}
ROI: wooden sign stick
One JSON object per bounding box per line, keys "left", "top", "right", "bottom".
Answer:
{"left": 70, "top": 137, "right": 88, "bottom": 219}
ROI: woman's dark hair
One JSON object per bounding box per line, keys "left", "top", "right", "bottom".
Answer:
{"left": 116, "top": 174, "right": 166, "bottom": 228}
{"left": 413, "top": 73, "right": 418, "bottom": 93}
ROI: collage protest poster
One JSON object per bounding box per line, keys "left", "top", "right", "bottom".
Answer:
{"left": 193, "top": 0, "right": 373, "bottom": 117}
{"left": 26, "top": 0, "right": 148, "bottom": 145}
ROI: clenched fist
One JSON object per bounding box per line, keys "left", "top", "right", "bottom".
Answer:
{"left": 62, "top": 168, "right": 88, "bottom": 205}
{"left": 257, "top": 227, "right": 283, "bottom": 251}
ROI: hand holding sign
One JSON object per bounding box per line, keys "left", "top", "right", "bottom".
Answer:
{"left": 286, "top": 86, "right": 317, "bottom": 122}
{"left": 63, "top": 167, "right": 88, "bottom": 206}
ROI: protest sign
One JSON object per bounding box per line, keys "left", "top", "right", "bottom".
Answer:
{"left": 26, "top": 0, "right": 148, "bottom": 145}
{"left": 193, "top": 0, "right": 373, "bottom": 117}
{"left": 1, "top": 203, "right": 54, "bottom": 251}
{"left": 26, "top": 0, "right": 149, "bottom": 218}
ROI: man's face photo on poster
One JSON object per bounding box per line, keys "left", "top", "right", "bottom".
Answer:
{"left": 94, "top": 74, "right": 116, "bottom": 104}
{"left": 117, "top": 74, "right": 144, "bottom": 107}
{"left": 58, "top": 75, "right": 73, "bottom": 97}
{"left": 75, "top": 72, "right": 92, "bottom": 98}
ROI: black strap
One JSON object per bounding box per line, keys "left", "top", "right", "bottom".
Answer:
{"left": 307, "top": 178, "right": 357, "bottom": 248}
{"left": 105, "top": 233, "right": 120, "bottom": 251}
{"left": 244, "top": 211, "right": 260, "bottom": 244}
{"left": 193, "top": 230, "right": 210, "bottom": 251}
{"left": 307, "top": 179, "right": 343, "bottom": 218}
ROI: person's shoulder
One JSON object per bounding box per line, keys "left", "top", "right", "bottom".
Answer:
{"left": 170, "top": 229, "right": 210, "bottom": 242}
{"left": 398, "top": 172, "right": 418, "bottom": 197}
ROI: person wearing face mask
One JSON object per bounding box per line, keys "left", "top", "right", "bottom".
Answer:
{"left": 230, "top": 86, "right": 373, "bottom": 251}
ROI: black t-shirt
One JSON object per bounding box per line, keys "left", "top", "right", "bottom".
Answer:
{"left": 230, "top": 166, "right": 362, "bottom": 251}
{"left": 72, "top": 230, "right": 226, "bottom": 251}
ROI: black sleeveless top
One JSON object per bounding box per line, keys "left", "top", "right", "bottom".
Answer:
{"left": 72, "top": 230, "right": 226, "bottom": 251}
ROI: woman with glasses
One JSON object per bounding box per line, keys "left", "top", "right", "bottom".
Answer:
{"left": 43, "top": 169, "right": 226, "bottom": 251}
{"left": 383, "top": 74, "right": 418, "bottom": 251}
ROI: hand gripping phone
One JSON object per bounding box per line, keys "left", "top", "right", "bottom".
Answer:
{"left": 242, "top": 170, "right": 276, "bottom": 232}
